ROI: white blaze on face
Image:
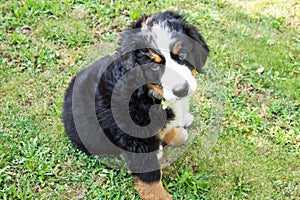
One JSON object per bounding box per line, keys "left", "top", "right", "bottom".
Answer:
{"left": 142, "top": 22, "right": 197, "bottom": 100}
{"left": 141, "top": 22, "right": 172, "bottom": 50}
{"left": 160, "top": 52, "right": 197, "bottom": 100}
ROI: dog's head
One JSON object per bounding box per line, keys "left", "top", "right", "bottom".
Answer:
{"left": 121, "top": 11, "right": 209, "bottom": 100}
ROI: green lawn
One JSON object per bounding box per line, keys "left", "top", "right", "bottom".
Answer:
{"left": 1, "top": 0, "right": 299, "bottom": 199}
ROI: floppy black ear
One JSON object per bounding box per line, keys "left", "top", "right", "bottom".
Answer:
{"left": 185, "top": 24, "right": 209, "bottom": 73}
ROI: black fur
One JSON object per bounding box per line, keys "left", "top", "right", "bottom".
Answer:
{"left": 62, "top": 11, "right": 208, "bottom": 184}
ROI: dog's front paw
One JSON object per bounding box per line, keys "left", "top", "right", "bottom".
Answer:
{"left": 168, "top": 127, "right": 188, "bottom": 146}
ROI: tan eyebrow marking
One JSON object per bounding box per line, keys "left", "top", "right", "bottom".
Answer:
{"left": 147, "top": 84, "right": 163, "bottom": 96}
{"left": 149, "top": 51, "right": 163, "bottom": 63}
{"left": 172, "top": 41, "right": 182, "bottom": 55}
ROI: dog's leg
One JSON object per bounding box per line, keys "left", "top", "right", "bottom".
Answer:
{"left": 157, "top": 98, "right": 192, "bottom": 146}
{"left": 161, "top": 127, "right": 188, "bottom": 146}
{"left": 122, "top": 141, "right": 172, "bottom": 200}
{"left": 183, "top": 112, "right": 194, "bottom": 127}
{"left": 180, "top": 98, "right": 194, "bottom": 128}
{"left": 134, "top": 171, "right": 173, "bottom": 200}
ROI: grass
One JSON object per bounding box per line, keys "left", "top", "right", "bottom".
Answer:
{"left": 1, "top": 0, "right": 299, "bottom": 199}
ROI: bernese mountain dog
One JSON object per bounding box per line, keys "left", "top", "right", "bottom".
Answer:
{"left": 62, "top": 11, "right": 209, "bottom": 200}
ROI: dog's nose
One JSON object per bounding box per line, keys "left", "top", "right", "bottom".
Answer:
{"left": 172, "top": 81, "right": 189, "bottom": 97}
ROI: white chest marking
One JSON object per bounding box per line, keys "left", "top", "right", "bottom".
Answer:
{"left": 165, "top": 98, "right": 192, "bottom": 131}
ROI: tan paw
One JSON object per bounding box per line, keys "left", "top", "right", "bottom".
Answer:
{"left": 164, "top": 127, "right": 188, "bottom": 146}
{"left": 170, "top": 127, "right": 188, "bottom": 146}
{"left": 135, "top": 179, "right": 173, "bottom": 200}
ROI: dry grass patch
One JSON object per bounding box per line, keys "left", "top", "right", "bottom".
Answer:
{"left": 228, "top": 0, "right": 300, "bottom": 29}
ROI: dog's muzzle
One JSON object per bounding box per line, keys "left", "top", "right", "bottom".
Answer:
{"left": 172, "top": 81, "right": 189, "bottom": 97}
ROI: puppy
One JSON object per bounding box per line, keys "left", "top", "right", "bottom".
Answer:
{"left": 62, "top": 11, "right": 209, "bottom": 200}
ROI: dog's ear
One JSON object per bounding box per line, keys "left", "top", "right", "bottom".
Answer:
{"left": 185, "top": 24, "right": 209, "bottom": 73}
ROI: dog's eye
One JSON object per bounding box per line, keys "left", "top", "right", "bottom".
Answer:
{"left": 178, "top": 53, "right": 186, "bottom": 60}
{"left": 151, "top": 65, "right": 160, "bottom": 71}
